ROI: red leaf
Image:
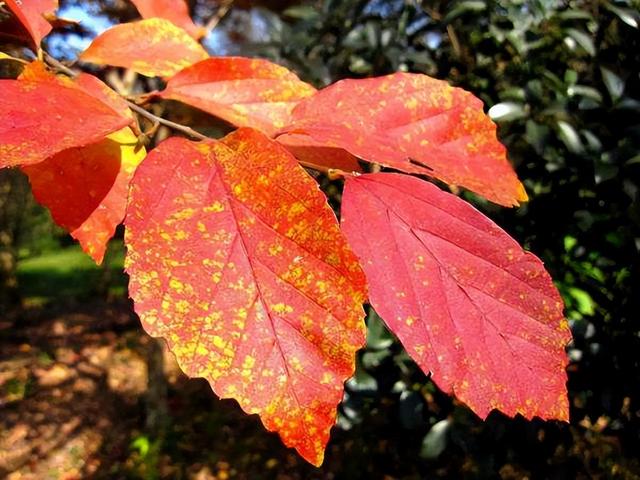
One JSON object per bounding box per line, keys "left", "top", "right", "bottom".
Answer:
{"left": 23, "top": 127, "right": 145, "bottom": 264}
{"left": 125, "top": 128, "right": 367, "bottom": 465}
{"left": 16, "top": 62, "right": 142, "bottom": 263}
{"left": 282, "top": 73, "right": 528, "bottom": 207}
{"left": 0, "top": 77, "right": 131, "bottom": 167}
{"left": 19, "top": 60, "right": 132, "bottom": 119}
{"left": 341, "top": 173, "right": 570, "bottom": 421}
{"left": 4, "top": 0, "right": 57, "bottom": 47}
{"left": 130, "top": 0, "right": 204, "bottom": 39}
{"left": 160, "top": 57, "right": 316, "bottom": 136}
{"left": 277, "top": 133, "right": 363, "bottom": 173}
{"left": 80, "top": 18, "right": 209, "bottom": 77}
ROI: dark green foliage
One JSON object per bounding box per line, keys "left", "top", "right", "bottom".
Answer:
{"left": 244, "top": 0, "right": 640, "bottom": 476}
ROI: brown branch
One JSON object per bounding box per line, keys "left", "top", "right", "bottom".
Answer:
{"left": 44, "top": 52, "right": 207, "bottom": 140}
{"left": 126, "top": 103, "right": 208, "bottom": 141}
{"left": 203, "top": 0, "right": 234, "bottom": 37}
{"left": 42, "top": 52, "right": 347, "bottom": 176}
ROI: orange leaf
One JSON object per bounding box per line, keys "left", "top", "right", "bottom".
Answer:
{"left": 160, "top": 57, "right": 316, "bottom": 136}
{"left": 4, "top": 0, "right": 57, "bottom": 47}
{"left": 80, "top": 18, "right": 209, "bottom": 77}
{"left": 19, "top": 60, "right": 133, "bottom": 119}
{"left": 341, "top": 173, "right": 571, "bottom": 420}
{"left": 23, "top": 127, "right": 145, "bottom": 264}
{"left": 0, "top": 76, "right": 131, "bottom": 167}
{"left": 16, "top": 62, "right": 142, "bottom": 263}
{"left": 283, "top": 73, "right": 528, "bottom": 207}
{"left": 277, "top": 133, "right": 363, "bottom": 173}
{"left": 125, "top": 128, "right": 367, "bottom": 465}
{"left": 130, "top": 0, "right": 204, "bottom": 39}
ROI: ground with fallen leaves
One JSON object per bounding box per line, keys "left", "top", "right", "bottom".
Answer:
{"left": 1, "top": 298, "right": 639, "bottom": 480}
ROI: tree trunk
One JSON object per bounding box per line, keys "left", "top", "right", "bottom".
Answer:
{"left": 0, "top": 170, "right": 25, "bottom": 310}
{"left": 145, "top": 338, "right": 169, "bottom": 436}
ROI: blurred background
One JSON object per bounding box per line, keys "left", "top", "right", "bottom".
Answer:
{"left": 1, "top": 0, "right": 639, "bottom": 478}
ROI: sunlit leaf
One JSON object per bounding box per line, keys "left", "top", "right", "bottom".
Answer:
{"left": 80, "top": 18, "right": 209, "bottom": 77}
{"left": 19, "top": 60, "right": 133, "bottom": 119}
{"left": 565, "top": 28, "right": 595, "bottom": 56}
{"left": 341, "top": 173, "right": 571, "bottom": 421}
{"left": 282, "top": 73, "right": 527, "bottom": 207}
{"left": 0, "top": 76, "right": 131, "bottom": 167}
{"left": 4, "top": 0, "right": 57, "bottom": 47}
{"left": 160, "top": 57, "right": 316, "bottom": 136}
{"left": 125, "top": 128, "right": 367, "bottom": 466}
{"left": 130, "top": 0, "right": 204, "bottom": 38}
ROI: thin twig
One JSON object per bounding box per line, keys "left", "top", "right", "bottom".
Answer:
{"left": 42, "top": 52, "right": 347, "bottom": 175}
{"left": 203, "top": 0, "right": 233, "bottom": 37}
{"left": 44, "top": 53, "right": 207, "bottom": 140}
{"left": 44, "top": 52, "right": 77, "bottom": 77}
{"left": 0, "top": 53, "right": 30, "bottom": 65}
{"left": 126, "top": 103, "right": 208, "bottom": 141}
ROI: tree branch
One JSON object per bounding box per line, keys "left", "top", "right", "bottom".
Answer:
{"left": 42, "top": 52, "right": 353, "bottom": 176}
{"left": 203, "top": 0, "right": 234, "bottom": 37}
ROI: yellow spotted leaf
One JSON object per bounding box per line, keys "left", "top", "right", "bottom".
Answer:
{"left": 124, "top": 128, "right": 367, "bottom": 466}
{"left": 0, "top": 74, "right": 131, "bottom": 167}
{"left": 282, "top": 73, "right": 528, "bottom": 207}
{"left": 160, "top": 57, "right": 317, "bottom": 136}
{"left": 341, "top": 173, "right": 571, "bottom": 421}
{"left": 80, "top": 18, "right": 209, "bottom": 77}
{"left": 130, "top": 0, "right": 205, "bottom": 39}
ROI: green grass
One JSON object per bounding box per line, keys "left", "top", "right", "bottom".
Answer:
{"left": 17, "top": 241, "right": 128, "bottom": 303}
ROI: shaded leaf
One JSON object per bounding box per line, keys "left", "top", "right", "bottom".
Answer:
{"left": 420, "top": 419, "right": 451, "bottom": 459}
{"left": 124, "top": 128, "right": 367, "bottom": 466}
{"left": 0, "top": 77, "right": 131, "bottom": 167}
{"left": 282, "top": 73, "right": 527, "bottom": 207}
{"left": 4, "top": 0, "right": 57, "bottom": 47}
{"left": 565, "top": 28, "right": 595, "bottom": 56}
{"left": 600, "top": 67, "right": 625, "bottom": 102}
{"left": 277, "top": 133, "right": 363, "bottom": 173}
{"left": 341, "top": 173, "right": 571, "bottom": 421}
{"left": 488, "top": 102, "right": 527, "bottom": 122}
{"left": 15, "top": 62, "right": 143, "bottom": 263}
{"left": 130, "top": 0, "right": 204, "bottom": 38}
{"left": 604, "top": 2, "right": 639, "bottom": 29}
{"left": 443, "top": 1, "right": 486, "bottom": 24}
{"left": 557, "top": 120, "right": 584, "bottom": 154}
{"left": 80, "top": 18, "right": 208, "bottom": 77}
{"left": 23, "top": 127, "right": 145, "bottom": 264}
{"left": 160, "top": 57, "right": 316, "bottom": 136}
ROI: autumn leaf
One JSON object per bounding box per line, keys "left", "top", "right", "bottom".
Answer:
{"left": 124, "top": 128, "right": 367, "bottom": 465}
{"left": 15, "top": 62, "right": 143, "bottom": 263}
{"left": 341, "top": 173, "right": 570, "bottom": 421}
{"left": 281, "top": 73, "right": 528, "bottom": 207}
{"left": 130, "top": 0, "right": 205, "bottom": 39}
{"left": 19, "top": 60, "right": 133, "bottom": 119}
{"left": 0, "top": 77, "right": 131, "bottom": 167}
{"left": 4, "top": 0, "right": 57, "bottom": 47}
{"left": 277, "top": 133, "right": 363, "bottom": 173}
{"left": 80, "top": 18, "right": 208, "bottom": 77}
{"left": 23, "top": 128, "right": 145, "bottom": 264}
{"left": 159, "top": 57, "right": 317, "bottom": 136}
